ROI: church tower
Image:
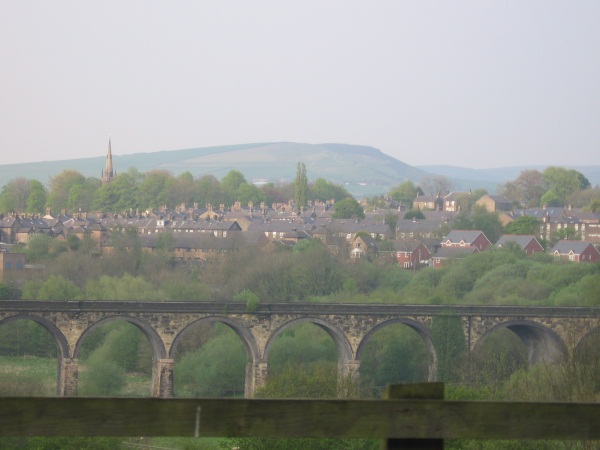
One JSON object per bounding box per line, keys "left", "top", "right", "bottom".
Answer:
{"left": 101, "top": 137, "right": 116, "bottom": 185}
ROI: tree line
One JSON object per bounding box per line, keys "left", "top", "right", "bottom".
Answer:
{"left": 388, "top": 167, "right": 598, "bottom": 211}
{"left": 0, "top": 165, "right": 350, "bottom": 215}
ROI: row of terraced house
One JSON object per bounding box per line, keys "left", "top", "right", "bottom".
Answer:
{"left": 1, "top": 196, "right": 599, "bottom": 283}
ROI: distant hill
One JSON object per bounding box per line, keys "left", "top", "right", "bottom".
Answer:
{"left": 1, "top": 142, "right": 597, "bottom": 198}
{"left": 0, "top": 142, "right": 436, "bottom": 198}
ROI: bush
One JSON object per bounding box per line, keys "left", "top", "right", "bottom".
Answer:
{"left": 79, "top": 358, "right": 126, "bottom": 396}
{"left": 235, "top": 289, "right": 260, "bottom": 313}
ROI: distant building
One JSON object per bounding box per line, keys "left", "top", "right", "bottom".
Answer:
{"left": 476, "top": 195, "right": 513, "bottom": 213}
{"left": 550, "top": 240, "right": 600, "bottom": 263}
{"left": 441, "top": 230, "right": 491, "bottom": 251}
{"left": 496, "top": 235, "right": 544, "bottom": 255}
{"left": 101, "top": 138, "right": 116, "bottom": 185}
{"left": 431, "top": 246, "right": 479, "bottom": 268}
{"left": 0, "top": 252, "right": 26, "bottom": 283}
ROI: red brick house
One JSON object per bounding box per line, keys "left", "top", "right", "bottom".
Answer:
{"left": 431, "top": 246, "right": 479, "bottom": 268}
{"left": 550, "top": 240, "right": 600, "bottom": 263}
{"left": 392, "top": 240, "right": 431, "bottom": 269}
{"left": 495, "top": 235, "right": 544, "bottom": 255}
{"left": 441, "top": 230, "right": 491, "bottom": 251}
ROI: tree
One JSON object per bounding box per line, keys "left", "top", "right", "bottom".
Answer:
{"left": 431, "top": 314, "right": 467, "bottom": 382}
{"left": 498, "top": 170, "right": 547, "bottom": 207}
{"left": 164, "top": 171, "right": 197, "bottom": 207}
{"left": 174, "top": 327, "right": 246, "bottom": 397}
{"left": 137, "top": 170, "right": 173, "bottom": 209}
{"left": 0, "top": 177, "right": 30, "bottom": 213}
{"left": 24, "top": 234, "right": 53, "bottom": 262}
{"left": 504, "top": 216, "right": 540, "bottom": 235}
{"left": 80, "top": 358, "right": 126, "bottom": 396}
{"left": 420, "top": 175, "right": 453, "bottom": 196}
{"left": 543, "top": 167, "right": 589, "bottom": 206}
{"left": 451, "top": 206, "right": 503, "bottom": 243}
{"left": 196, "top": 174, "right": 223, "bottom": 207}
{"left": 332, "top": 198, "right": 365, "bottom": 219}
{"left": 294, "top": 162, "right": 308, "bottom": 211}
{"left": 384, "top": 212, "right": 398, "bottom": 235}
{"left": 221, "top": 170, "right": 247, "bottom": 204}
{"left": 47, "top": 170, "right": 86, "bottom": 213}
{"left": 235, "top": 289, "right": 260, "bottom": 312}
{"left": 0, "top": 284, "right": 13, "bottom": 300}
{"left": 21, "top": 275, "right": 82, "bottom": 300}
{"left": 471, "top": 206, "right": 503, "bottom": 244}
{"left": 388, "top": 181, "right": 419, "bottom": 207}
{"left": 589, "top": 199, "right": 600, "bottom": 213}
{"left": 92, "top": 169, "right": 143, "bottom": 213}
{"left": 310, "top": 178, "right": 350, "bottom": 202}
{"left": 403, "top": 209, "right": 425, "bottom": 220}
{"left": 553, "top": 226, "right": 580, "bottom": 243}
{"left": 236, "top": 182, "right": 266, "bottom": 205}
{"left": 26, "top": 180, "right": 47, "bottom": 213}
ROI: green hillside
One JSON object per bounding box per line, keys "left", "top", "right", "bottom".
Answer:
{"left": 0, "top": 142, "right": 504, "bottom": 197}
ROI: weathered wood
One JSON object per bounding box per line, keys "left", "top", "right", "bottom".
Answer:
{"left": 1, "top": 397, "right": 600, "bottom": 440}
{"left": 384, "top": 383, "right": 445, "bottom": 449}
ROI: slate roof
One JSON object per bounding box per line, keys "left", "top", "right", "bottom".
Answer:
{"left": 551, "top": 240, "right": 598, "bottom": 255}
{"left": 444, "top": 230, "right": 489, "bottom": 245}
{"left": 496, "top": 235, "right": 540, "bottom": 248}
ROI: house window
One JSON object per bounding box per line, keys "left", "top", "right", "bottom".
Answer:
{"left": 404, "top": 262, "right": 410, "bottom": 268}
{"left": 569, "top": 254, "right": 575, "bottom": 261}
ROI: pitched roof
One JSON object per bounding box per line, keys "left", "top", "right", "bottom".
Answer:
{"left": 496, "top": 235, "right": 540, "bottom": 248}
{"left": 551, "top": 240, "right": 598, "bottom": 255}
{"left": 444, "top": 230, "right": 489, "bottom": 244}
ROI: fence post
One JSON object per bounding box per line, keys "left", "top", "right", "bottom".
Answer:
{"left": 383, "top": 382, "right": 445, "bottom": 449}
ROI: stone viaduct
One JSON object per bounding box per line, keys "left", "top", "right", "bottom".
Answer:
{"left": 1, "top": 301, "right": 599, "bottom": 398}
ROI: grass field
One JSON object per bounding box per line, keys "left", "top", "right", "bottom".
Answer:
{"left": 0, "top": 355, "right": 57, "bottom": 396}
{"left": 0, "top": 356, "right": 153, "bottom": 397}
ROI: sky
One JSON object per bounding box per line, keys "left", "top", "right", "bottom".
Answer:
{"left": 1, "top": 1, "right": 599, "bottom": 169}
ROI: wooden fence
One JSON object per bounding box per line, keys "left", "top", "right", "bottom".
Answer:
{"left": 1, "top": 384, "right": 600, "bottom": 449}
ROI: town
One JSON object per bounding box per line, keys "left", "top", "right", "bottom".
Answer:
{"left": 1, "top": 154, "right": 599, "bottom": 283}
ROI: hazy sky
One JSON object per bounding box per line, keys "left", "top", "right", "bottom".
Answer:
{"left": 2, "top": 1, "right": 599, "bottom": 169}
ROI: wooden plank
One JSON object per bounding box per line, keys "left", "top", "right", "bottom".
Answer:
{"left": 384, "top": 383, "right": 445, "bottom": 449}
{"left": 2, "top": 397, "right": 600, "bottom": 440}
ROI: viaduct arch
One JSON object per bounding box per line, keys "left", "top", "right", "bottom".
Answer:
{"left": 0, "top": 301, "right": 599, "bottom": 397}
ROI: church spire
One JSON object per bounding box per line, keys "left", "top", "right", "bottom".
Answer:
{"left": 101, "top": 137, "right": 115, "bottom": 185}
